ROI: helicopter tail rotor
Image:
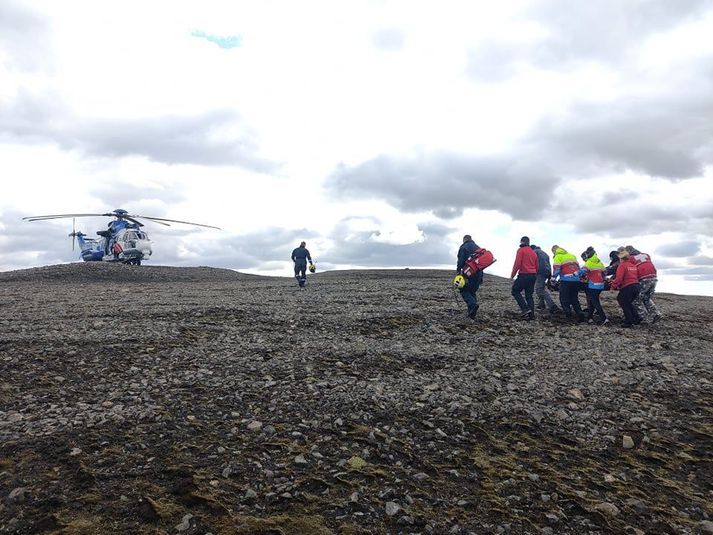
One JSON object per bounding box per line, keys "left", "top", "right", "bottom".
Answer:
{"left": 68, "top": 218, "right": 76, "bottom": 251}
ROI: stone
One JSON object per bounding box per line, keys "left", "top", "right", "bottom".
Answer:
{"left": 294, "top": 454, "right": 308, "bottom": 464}
{"left": 175, "top": 513, "right": 193, "bottom": 532}
{"left": 593, "top": 502, "right": 620, "bottom": 516}
{"left": 622, "top": 435, "right": 635, "bottom": 449}
{"left": 247, "top": 420, "right": 263, "bottom": 431}
{"left": 699, "top": 521, "right": 713, "bottom": 534}
{"left": 244, "top": 488, "right": 257, "bottom": 499}
{"left": 347, "top": 456, "right": 367, "bottom": 469}
{"left": 8, "top": 487, "right": 26, "bottom": 503}
{"left": 385, "top": 501, "right": 400, "bottom": 516}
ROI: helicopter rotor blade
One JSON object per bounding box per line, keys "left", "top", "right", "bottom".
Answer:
{"left": 72, "top": 218, "right": 75, "bottom": 251}
{"left": 132, "top": 215, "right": 221, "bottom": 229}
{"left": 23, "top": 213, "right": 106, "bottom": 221}
{"left": 122, "top": 216, "right": 146, "bottom": 227}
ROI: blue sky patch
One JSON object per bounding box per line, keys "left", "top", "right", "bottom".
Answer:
{"left": 191, "top": 30, "right": 242, "bottom": 49}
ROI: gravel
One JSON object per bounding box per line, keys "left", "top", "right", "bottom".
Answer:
{"left": 0, "top": 262, "right": 712, "bottom": 534}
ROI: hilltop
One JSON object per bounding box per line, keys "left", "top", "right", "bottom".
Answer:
{"left": 1, "top": 264, "right": 712, "bottom": 534}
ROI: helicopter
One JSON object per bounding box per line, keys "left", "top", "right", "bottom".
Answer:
{"left": 23, "top": 208, "right": 220, "bottom": 265}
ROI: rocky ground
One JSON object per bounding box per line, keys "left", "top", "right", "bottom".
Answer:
{"left": 1, "top": 263, "right": 712, "bottom": 535}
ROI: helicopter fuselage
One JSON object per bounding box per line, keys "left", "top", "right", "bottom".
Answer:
{"left": 76, "top": 223, "right": 152, "bottom": 265}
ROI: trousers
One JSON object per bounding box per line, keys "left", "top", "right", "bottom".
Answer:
{"left": 535, "top": 274, "right": 555, "bottom": 309}
{"left": 633, "top": 277, "right": 659, "bottom": 320}
{"left": 512, "top": 274, "right": 536, "bottom": 315}
{"left": 559, "top": 280, "right": 584, "bottom": 318}
{"left": 617, "top": 284, "right": 641, "bottom": 324}
{"left": 460, "top": 270, "right": 483, "bottom": 318}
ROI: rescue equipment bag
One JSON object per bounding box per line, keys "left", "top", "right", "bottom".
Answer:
{"left": 462, "top": 248, "right": 496, "bottom": 278}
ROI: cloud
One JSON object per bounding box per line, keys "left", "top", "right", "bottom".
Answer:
{"left": 321, "top": 218, "right": 454, "bottom": 268}
{"left": 657, "top": 240, "right": 701, "bottom": 257}
{"left": 0, "top": 209, "right": 77, "bottom": 270}
{"left": 541, "top": 89, "right": 713, "bottom": 179}
{"left": 465, "top": 0, "right": 712, "bottom": 81}
{"left": 0, "top": 1, "right": 50, "bottom": 71}
{"left": 327, "top": 152, "right": 560, "bottom": 221}
{"left": 687, "top": 255, "right": 713, "bottom": 266}
{"left": 0, "top": 91, "right": 276, "bottom": 171}
{"left": 150, "top": 227, "right": 318, "bottom": 269}
{"left": 191, "top": 30, "right": 242, "bottom": 49}
{"left": 371, "top": 28, "right": 405, "bottom": 51}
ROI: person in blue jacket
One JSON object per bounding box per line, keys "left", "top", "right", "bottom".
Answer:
{"left": 291, "top": 241, "right": 312, "bottom": 288}
{"left": 456, "top": 235, "right": 484, "bottom": 319}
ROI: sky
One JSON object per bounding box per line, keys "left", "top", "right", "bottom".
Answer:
{"left": 1, "top": 0, "right": 712, "bottom": 295}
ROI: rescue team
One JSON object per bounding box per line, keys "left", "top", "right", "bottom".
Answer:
{"left": 457, "top": 235, "right": 660, "bottom": 328}
{"left": 292, "top": 237, "right": 661, "bottom": 328}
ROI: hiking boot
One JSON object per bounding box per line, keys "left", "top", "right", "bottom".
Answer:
{"left": 520, "top": 310, "right": 531, "bottom": 319}
{"left": 652, "top": 314, "right": 661, "bottom": 323}
{"left": 602, "top": 318, "right": 610, "bottom": 326}
{"left": 549, "top": 305, "right": 560, "bottom": 314}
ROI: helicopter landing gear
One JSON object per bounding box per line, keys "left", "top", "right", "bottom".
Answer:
{"left": 125, "top": 258, "right": 141, "bottom": 266}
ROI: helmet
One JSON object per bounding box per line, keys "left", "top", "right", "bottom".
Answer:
{"left": 309, "top": 263, "right": 316, "bottom": 273}
{"left": 453, "top": 274, "right": 466, "bottom": 289}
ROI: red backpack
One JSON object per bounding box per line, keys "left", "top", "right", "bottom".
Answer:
{"left": 462, "top": 248, "right": 496, "bottom": 278}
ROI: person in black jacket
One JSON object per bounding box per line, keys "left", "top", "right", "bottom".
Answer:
{"left": 456, "top": 235, "right": 484, "bottom": 319}
{"left": 291, "top": 241, "right": 312, "bottom": 288}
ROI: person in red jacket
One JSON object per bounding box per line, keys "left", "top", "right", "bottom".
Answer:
{"left": 625, "top": 245, "right": 661, "bottom": 323}
{"left": 511, "top": 236, "right": 539, "bottom": 320}
{"left": 611, "top": 248, "right": 642, "bottom": 327}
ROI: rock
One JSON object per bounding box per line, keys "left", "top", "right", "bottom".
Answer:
{"left": 622, "top": 435, "right": 635, "bottom": 449}
{"left": 70, "top": 447, "right": 82, "bottom": 456}
{"left": 567, "top": 388, "right": 584, "bottom": 400}
{"left": 175, "top": 513, "right": 193, "bottom": 532}
{"left": 348, "top": 456, "right": 367, "bottom": 469}
{"left": 593, "top": 502, "right": 620, "bottom": 516}
{"left": 349, "top": 491, "right": 359, "bottom": 503}
{"left": 385, "top": 501, "right": 400, "bottom": 516}
{"left": 247, "top": 420, "right": 262, "bottom": 431}
{"left": 8, "top": 487, "right": 26, "bottom": 503}
{"left": 294, "top": 454, "right": 308, "bottom": 464}
{"left": 244, "top": 488, "right": 257, "bottom": 499}
{"left": 699, "top": 520, "right": 713, "bottom": 534}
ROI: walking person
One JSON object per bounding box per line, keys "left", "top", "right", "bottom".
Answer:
{"left": 611, "top": 248, "right": 642, "bottom": 327}
{"left": 625, "top": 245, "right": 661, "bottom": 323}
{"left": 552, "top": 246, "right": 585, "bottom": 322}
{"left": 456, "top": 234, "right": 484, "bottom": 319}
{"left": 291, "top": 241, "right": 313, "bottom": 288}
{"left": 510, "top": 236, "right": 538, "bottom": 320}
{"left": 578, "top": 247, "right": 609, "bottom": 324}
{"left": 531, "top": 244, "right": 558, "bottom": 314}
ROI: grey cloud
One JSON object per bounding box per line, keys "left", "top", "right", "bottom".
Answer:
{"left": 527, "top": 0, "right": 710, "bottom": 67}
{"left": 371, "top": 28, "right": 405, "bottom": 51}
{"left": 657, "top": 240, "right": 701, "bottom": 257}
{"left": 150, "top": 227, "right": 317, "bottom": 269}
{"left": 328, "top": 152, "right": 560, "bottom": 220}
{"left": 0, "top": 1, "right": 50, "bottom": 72}
{"left": 541, "top": 88, "right": 713, "bottom": 179}
{"left": 321, "top": 218, "right": 454, "bottom": 267}
{"left": 0, "top": 92, "right": 275, "bottom": 171}
{"left": 687, "top": 255, "right": 713, "bottom": 266}
{"left": 0, "top": 210, "right": 78, "bottom": 270}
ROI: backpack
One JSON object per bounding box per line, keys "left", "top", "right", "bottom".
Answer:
{"left": 462, "top": 248, "right": 496, "bottom": 278}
